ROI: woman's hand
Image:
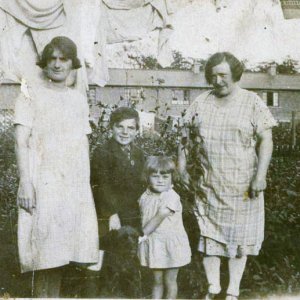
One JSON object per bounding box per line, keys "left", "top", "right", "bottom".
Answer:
{"left": 109, "top": 213, "right": 121, "bottom": 231}
{"left": 250, "top": 176, "right": 267, "bottom": 199}
{"left": 17, "top": 181, "right": 36, "bottom": 214}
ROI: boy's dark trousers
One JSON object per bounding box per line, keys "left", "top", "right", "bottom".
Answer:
{"left": 82, "top": 225, "right": 142, "bottom": 298}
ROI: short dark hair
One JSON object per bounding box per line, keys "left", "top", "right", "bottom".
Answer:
{"left": 110, "top": 107, "right": 140, "bottom": 130}
{"left": 37, "top": 36, "right": 81, "bottom": 69}
{"left": 205, "top": 52, "right": 244, "bottom": 84}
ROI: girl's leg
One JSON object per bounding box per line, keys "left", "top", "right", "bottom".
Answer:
{"left": 164, "top": 268, "right": 179, "bottom": 299}
{"left": 226, "top": 256, "right": 247, "bottom": 298}
{"left": 152, "top": 269, "right": 164, "bottom": 299}
{"left": 34, "top": 267, "right": 63, "bottom": 298}
{"left": 203, "top": 256, "right": 221, "bottom": 295}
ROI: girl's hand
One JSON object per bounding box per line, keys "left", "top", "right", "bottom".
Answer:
{"left": 17, "top": 181, "right": 36, "bottom": 214}
{"left": 157, "top": 206, "right": 174, "bottom": 218}
{"left": 109, "top": 213, "right": 121, "bottom": 231}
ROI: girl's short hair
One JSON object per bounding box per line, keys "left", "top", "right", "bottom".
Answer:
{"left": 37, "top": 36, "right": 82, "bottom": 69}
{"left": 143, "top": 156, "right": 176, "bottom": 181}
{"left": 110, "top": 107, "right": 140, "bottom": 130}
{"left": 205, "top": 52, "right": 244, "bottom": 84}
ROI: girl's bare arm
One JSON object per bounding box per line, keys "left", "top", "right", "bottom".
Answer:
{"left": 142, "top": 207, "right": 173, "bottom": 236}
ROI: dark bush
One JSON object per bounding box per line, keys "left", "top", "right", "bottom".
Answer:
{"left": 1, "top": 112, "right": 300, "bottom": 298}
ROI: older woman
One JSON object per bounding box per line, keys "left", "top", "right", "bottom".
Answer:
{"left": 14, "top": 36, "right": 98, "bottom": 297}
{"left": 179, "top": 52, "right": 277, "bottom": 300}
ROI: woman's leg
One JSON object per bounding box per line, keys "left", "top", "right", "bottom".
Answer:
{"left": 33, "top": 267, "right": 63, "bottom": 298}
{"left": 164, "top": 268, "right": 179, "bottom": 299}
{"left": 81, "top": 269, "right": 101, "bottom": 298}
{"left": 226, "top": 256, "right": 247, "bottom": 298}
{"left": 203, "top": 256, "right": 222, "bottom": 295}
{"left": 152, "top": 269, "right": 164, "bottom": 299}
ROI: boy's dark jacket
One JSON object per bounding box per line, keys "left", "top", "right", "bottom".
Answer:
{"left": 91, "top": 138, "right": 145, "bottom": 233}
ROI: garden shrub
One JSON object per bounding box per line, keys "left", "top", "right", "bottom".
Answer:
{"left": 0, "top": 106, "right": 300, "bottom": 298}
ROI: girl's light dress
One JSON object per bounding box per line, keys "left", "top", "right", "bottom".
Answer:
{"left": 138, "top": 188, "right": 191, "bottom": 269}
{"left": 14, "top": 85, "right": 99, "bottom": 272}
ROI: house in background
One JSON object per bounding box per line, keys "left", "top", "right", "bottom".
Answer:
{"left": 1, "top": 68, "right": 300, "bottom": 129}
{"left": 91, "top": 68, "right": 300, "bottom": 123}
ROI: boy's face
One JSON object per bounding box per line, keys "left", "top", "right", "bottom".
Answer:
{"left": 112, "top": 118, "right": 138, "bottom": 146}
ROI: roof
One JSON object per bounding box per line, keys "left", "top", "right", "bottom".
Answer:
{"left": 106, "top": 68, "right": 300, "bottom": 91}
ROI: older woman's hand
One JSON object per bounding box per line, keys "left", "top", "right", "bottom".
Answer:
{"left": 250, "top": 176, "right": 267, "bottom": 199}
{"left": 17, "top": 181, "right": 36, "bottom": 214}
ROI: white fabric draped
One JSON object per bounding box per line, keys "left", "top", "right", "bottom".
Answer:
{"left": 0, "top": 0, "right": 173, "bottom": 89}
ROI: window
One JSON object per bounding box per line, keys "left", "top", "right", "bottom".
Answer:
{"left": 183, "top": 90, "right": 190, "bottom": 105}
{"left": 172, "top": 89, "right": 190, "bottom": 105}
{"left": 123, "top": 88, "right": 144, "bottom": 104}
{"left": 87, "top": 87, "right": 97, "bottom": 105}
{"left": 262, "top": 92, "right": 279, "bottom": 107}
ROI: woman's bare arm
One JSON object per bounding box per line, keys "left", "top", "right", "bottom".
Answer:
{"left": 15, "top": 125, "right": 35, "bottom": 214}
{"left": 250, "top": 128, "right": 273, "bottom": 198}
{"left": 178, "top": 141, "right": 190, "bottom": 185}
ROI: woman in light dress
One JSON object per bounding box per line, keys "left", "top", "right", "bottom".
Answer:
{"left": 14, "top": 36, "right": 98, "bottom": 297}
{"left": 179, "top": 52, "right": 277, "bottom": 300}
{"left": 138, "top": 156, "right": 191, "bottom": 299}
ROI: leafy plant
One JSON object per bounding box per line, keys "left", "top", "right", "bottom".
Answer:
{"left": 1, "top": 107, "right": 300, "bottom": 298}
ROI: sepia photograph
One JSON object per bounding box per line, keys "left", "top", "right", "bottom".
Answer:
{"left": 0, "top": 0, "right": 299, "bottom": 299}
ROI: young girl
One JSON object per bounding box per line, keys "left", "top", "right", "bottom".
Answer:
{"left": 138, "top": 156, "right": 191, "bottom": 299}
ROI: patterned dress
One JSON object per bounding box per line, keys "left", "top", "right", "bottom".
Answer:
{"left": 138, "top": 188, "right": 191, "bottom": 268}
{"left": 14, "top": 85, "right": 99, "bottom": 272}
{"left": 184, "top": 87, "right": 277, "bottom": 257}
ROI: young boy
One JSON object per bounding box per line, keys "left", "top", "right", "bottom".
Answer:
{"left": 85, "top": 107, "right": 145, "bottom": 297}
{"left": 91, "top": 107, "right": 145, "bottom": 234}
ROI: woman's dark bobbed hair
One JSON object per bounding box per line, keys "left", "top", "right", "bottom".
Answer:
{"left": 109, "top": 107, "right": 140, "bottom": 130}
{"left": 205, "top": 52, "right": 244, "bottom": 84}
{"left": 37, "top": 36, "right": 81, "bottom": 69}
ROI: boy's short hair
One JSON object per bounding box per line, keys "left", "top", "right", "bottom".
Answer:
{"left": 110, "top": 107, "right": 140, "bottom": 130}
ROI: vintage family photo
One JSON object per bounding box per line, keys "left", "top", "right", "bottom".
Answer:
{"left": 0, "top": 0, "right": 299, "bottom": 299}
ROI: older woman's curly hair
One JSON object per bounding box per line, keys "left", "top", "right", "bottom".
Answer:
{"left": 205, "top": 52, "right": 244, "bottom": 84}
{"left": 37, "top": 36, "right": 81, "bottom": 69}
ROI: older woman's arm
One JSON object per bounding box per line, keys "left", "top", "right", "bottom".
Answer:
{"left": 178, "top": 145, "right": 191, "bottom": 188}
{"left": 15, "top": 125, "right": 35, "bottom": 214}
{"left": 250, "top": 128, "right": 273, "bottom": 198}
